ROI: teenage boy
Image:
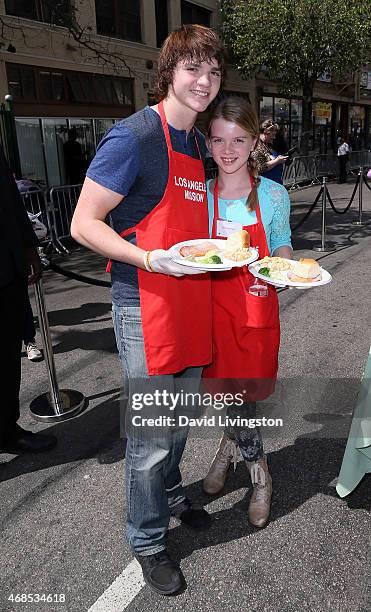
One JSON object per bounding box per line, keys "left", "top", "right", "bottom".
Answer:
{"left": 71, "top": 25, "right": 225, "bottom": 595}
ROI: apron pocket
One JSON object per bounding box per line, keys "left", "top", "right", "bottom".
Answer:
{"left": 245, "top": 291, "right": 278, "bottom": 329}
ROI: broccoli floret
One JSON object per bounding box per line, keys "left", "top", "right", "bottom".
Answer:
{"left": 259, "top": 267, "right": 271, "bottom": 277}
{"left": 208, "top": 255, "right": 222, "bottom": 264}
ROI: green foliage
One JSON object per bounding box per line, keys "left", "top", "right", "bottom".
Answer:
{"left": 222, "top": 0, "right": 371, "bottom": 96}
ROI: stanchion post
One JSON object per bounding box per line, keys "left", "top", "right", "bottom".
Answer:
{"left": 313, "top": 177, "right": 335, "bottom": 252}
{"left": 30, "top": 276, "right": 87, "bottom": 422}
{"left": 352, "top": 167, "right": 364, "bottom": 226}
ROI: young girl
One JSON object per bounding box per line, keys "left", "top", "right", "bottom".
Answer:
{"left": 202, "top": 97, "right": 293, "bottom": 528}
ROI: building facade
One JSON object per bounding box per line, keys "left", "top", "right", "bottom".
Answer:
{"left": 0, "top": 0, "right": 251, "bottom": 186}
{"left": 0, "top": 0, "right": 370, "bottom": 186}
{"left": 258, "top": 69, "right": 371, "bottom": 154}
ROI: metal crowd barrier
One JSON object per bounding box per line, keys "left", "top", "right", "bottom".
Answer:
{"left": 48, "top": 183, "right": 82, "bottom": 253}
{"left": 21, "top": 184, "right": 83, "bottom": 254}
{"left": 283, "top": 150, "right": 371, "bottom": 189}
{"left": 349, "top": 150, "right": 371, "bottom": 172}
{"left": 20, "top": 188, "right": 55, "bottom": 252}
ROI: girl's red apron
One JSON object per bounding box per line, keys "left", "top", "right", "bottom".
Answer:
{"left": 107, "top": 101, "right": 212, "bottom": 375}
{"left": 203, "top": 178, "right": 280, "bottom": 400}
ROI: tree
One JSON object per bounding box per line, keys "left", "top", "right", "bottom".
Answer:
{"left": 221, "top": 0, "right": 371, "bottom": 152}
{"left": 0, "top": 0, "right": 132, "bottom": 74}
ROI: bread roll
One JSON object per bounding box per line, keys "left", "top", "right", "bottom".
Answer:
{"left": 288, "top": 258, "right": 321, "bottom": 282}
{"left": 295, "top": 258, "right": 321, "bottom": 279}
{"left": 225, "top": 230, "right": 250, "bottom": 251}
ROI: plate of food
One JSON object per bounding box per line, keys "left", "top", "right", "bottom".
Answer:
{"left": 248, "top": 257, "right": 332, "bottom": 288}
{"left": 169, "top": 230, "right": 259, "bottom": 271}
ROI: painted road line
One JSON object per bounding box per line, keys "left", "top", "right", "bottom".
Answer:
{"left": 88, "top": 559, "right": 145, "bottom": 612}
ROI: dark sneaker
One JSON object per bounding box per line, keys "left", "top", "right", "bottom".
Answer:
{"left": 135, "top": 550, "right": 184, "bottom": 596}
{"left": 1, "top": 426, "right": 57, "bottom": 454}
{"left": 178, "top": 507, "right": 212, "bottom": 530}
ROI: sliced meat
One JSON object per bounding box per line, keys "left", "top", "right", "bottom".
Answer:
{"left": 179, "top": 241, "right": 219, "bottom": 258}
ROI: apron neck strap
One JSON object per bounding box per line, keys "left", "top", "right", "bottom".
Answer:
{"left": 158, "top": 101, "right": 172, "bottom": 150}
{"left": 158, "top": 100, "right": 200, "bottom": 159}
{"left": 212, "top": 178, "right": 219, "bottom": 237}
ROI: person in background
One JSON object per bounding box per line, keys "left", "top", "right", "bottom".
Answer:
{"left": 71, "top": 25, "right": 225, "bottom": 596}
{"left": 273, "top": 124, "right": 289, "bottom": 155}
{"left": 252, "top": 119, "right": 288, "bottom": 184}
{"left": 23, "top": 297, "right": 43, "bottom": 362}
{"left": 63, "top": 128, "right": 85, "bottom": 185}
{"left": 337, "top": 136, "right": 351, "bottom": 184}
{"left": 0, "top": 145, "right": 56, "bottom": 454}
{"left": 14, "top": 176, "right": 44, "bottom": 362}
{"left": 202, "top": 97, "right": 293, "bottom": 529}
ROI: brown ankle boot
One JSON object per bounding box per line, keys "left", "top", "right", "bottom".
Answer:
{"left": 203, "top": 433, "right": 240, "bottom": 494}
{"left": 245, "top": 455, "right": 272, "bottom": 528}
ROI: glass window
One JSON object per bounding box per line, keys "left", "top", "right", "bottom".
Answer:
{"left": 95, "top": 0, "right": 115, "bottom": 35}
{"left": 80, "top": 74, "right": 95, "bottom": 102}
{"left": 181, "top": 1, "right": 211, "bottom": 27}
{"left": 290, "top": 98, "right": 302, "bottom": 147}
{"left": 5, "top": 0, "right": 37, "bottom": 20}
{"left": 15, "top": 118, "right": 47, "bottom": 184}
{"left": 68, "top": 119, "right": 95, "bottom": 169}
{"left": 94, "top": 76, "right": 110, "bottom": 104}
{"left": 7, "top": 62, "right": 133, "bottom": 108}
{"left": 22, "top": 67, "right": 37, "bottom": 99}
{"left": 51, "top": 72, "right": 65, "bottom": 101}
{"left": 39, "top": 71, "right": 53, "bottom": 100}
{"left": 95, "top": 0, "right": 141, "bottom": 41}
{"left": 260, "top": 96, "right": 273, "bottom": 123}
{"left": 67, "top": 73, "right": 85, "bottom": 102}
{"left": 122, "top": 79, "right": 134, "bottom": 105}
{"left": 94, "top": 119, "right": 115, "bottom": 148}
{"left": 155, "top": 0, "right": 168, "bottom": 47}
{"left": 6, "top": 64, "right": 36, "bottom": 100}
{"left": 119, "top": 0, "right": 141, "bottom": 42}
{"left": 7, "top": 64, "right": 22, "bottom": 98}
{"left": 41, "top": 0, "right": 71, "bottom": 26}
{"left": 5, "top": 0, "right": 71, "bottom": 24}
{"left": 42, "top": 119, "right": 68, "bottom": 186}
{"left": 274, "top": 98, "right": 289, "bottom": 123}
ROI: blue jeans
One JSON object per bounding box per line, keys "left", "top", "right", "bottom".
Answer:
{"left": 112, "top": 304, "right": 202, "bottom": 556}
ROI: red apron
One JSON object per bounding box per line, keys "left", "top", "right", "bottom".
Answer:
{"left": 203, "top": 178, "right": 280, "bottom": 400}
{"left": 107, "top": 101, "right": 212, "bottom": 375}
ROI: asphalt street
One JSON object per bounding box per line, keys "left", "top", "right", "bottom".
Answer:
{"left": 1, "top": 176, "right": 371, "bottom": 612}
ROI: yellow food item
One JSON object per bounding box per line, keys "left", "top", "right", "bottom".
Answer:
{"left": 223, "top": 247, "right": 252, "bottom": 261}
{"left": 258, "top": 256, "right": 294, "bottom": 271}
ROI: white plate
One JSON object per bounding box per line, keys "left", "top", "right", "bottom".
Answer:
{"left": 248, "top": 258, "right": 332, "bottom": 288}
{"left": 169, "top": 239, "right": 259, "bottom": 271}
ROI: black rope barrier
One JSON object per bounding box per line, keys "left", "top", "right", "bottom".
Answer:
{"left": 291, "top": 187, "right": 321, "bottom": 232}
{"left": 327, "top": 177, "right": 359, "bottom": 214}
{"left": 48, "top": 261, "right": 111, "bottom": 288}
{"left": 363, "top": 174, "right": 371, "bottom": 192}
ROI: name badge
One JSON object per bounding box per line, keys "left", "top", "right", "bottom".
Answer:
{"left": 216, "top": 219, "right": 243, "bottom": 238}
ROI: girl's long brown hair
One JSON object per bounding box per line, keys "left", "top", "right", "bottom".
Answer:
{"left": 207, "top": 96, "right": 260, "bottom": 212}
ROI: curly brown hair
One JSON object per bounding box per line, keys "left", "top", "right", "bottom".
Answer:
{"left": 157, "top": 24, "right": 226, "bottom": 101}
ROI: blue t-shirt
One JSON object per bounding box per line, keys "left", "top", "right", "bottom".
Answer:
{"left": 207, "top": 176, "right": 292, "bottom": 254}
{"left": 86, "top": 106, "right": 206, "bottom": 306}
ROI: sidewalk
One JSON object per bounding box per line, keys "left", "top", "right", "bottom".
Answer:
{"left": 1, "top": 178, "right": 370, "bottom": 612}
